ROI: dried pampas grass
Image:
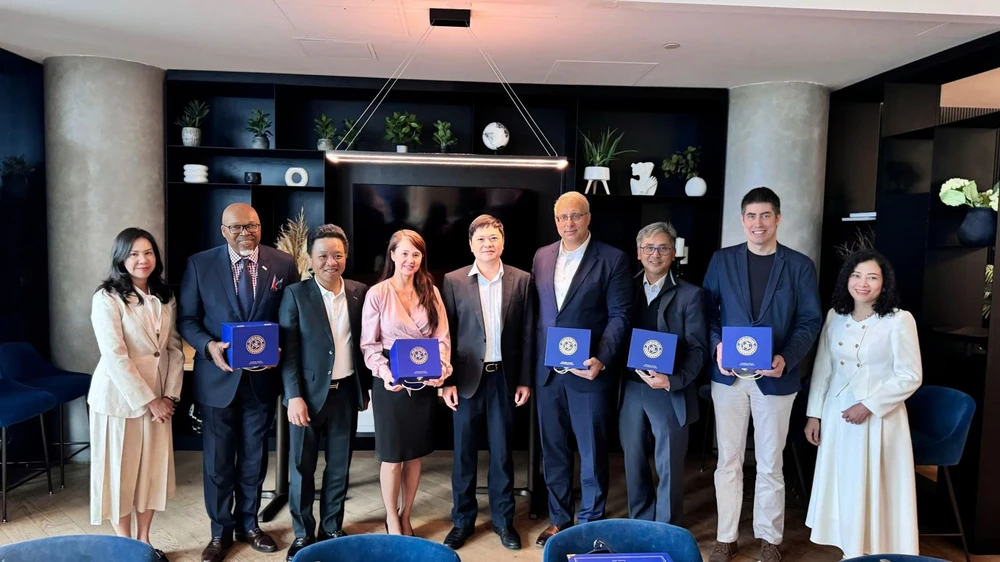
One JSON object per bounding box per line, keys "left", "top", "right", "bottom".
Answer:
{"left": 276, "top": 208, "right": 312, "bottom": 280}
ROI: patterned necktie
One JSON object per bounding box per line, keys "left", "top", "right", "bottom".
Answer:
{"left": 237, "top": 258, "right": 254, "bottom": 320}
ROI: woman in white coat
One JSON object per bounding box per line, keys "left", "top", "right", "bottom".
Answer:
{"left": 89, "top": 228, "right": 183, "bottom": 561}
{"left": 804, "top": 248, "right": 922, "bottom": 557}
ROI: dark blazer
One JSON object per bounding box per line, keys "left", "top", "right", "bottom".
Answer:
{"left": 702, "top": 242, "right": 823, "bottom": 396}
{"left": 278, "top": 278, "right": 372, "bottom": 413}
{"left": 532, "top": 238, "right": 632, "bottom": 392}
{"left": 624, "top": 273, "right": 708, "bottom": 427}
{"left": 177, "top": 244, "right": 300, "bottom": 408}
{"left": 441, "top": 263, "right": 536, "bottom": 400}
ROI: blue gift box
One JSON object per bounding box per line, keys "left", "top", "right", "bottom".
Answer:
{"left": 721, "top": 326, "right": 773, "bottom": 374}
{"left": 544, "top": 327, "right": 591, "bottom": 370}
{"left": 568, "top": 554, "right": 675, "bottom": 562}
{"left": 627, "top": 328, "right": 679, "bottom": 374}
{"left": 388, "top": 338, "right": 442, "bottom": 384}
{"left": 222, "top": 321, "right": 279, "bottom": 370}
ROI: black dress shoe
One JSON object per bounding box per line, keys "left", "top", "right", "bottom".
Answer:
{"left": 318, "top": 529, "right": 348, "bottom": 541}
{"left": 535, "top": 524, "right": 570, "bottom": 548}
{"left": 235, "top": 528, "right": 278, "bottom": 553}
{"left": 443, "top": 526, "right": 475, "bottom": 550}
{"left": 286, "top": 537, "right": 314, "bottom": 562}
{"left": 493, "top": 525, "right": 522, "bottom": 550}
{"left": 154, "top": 549, "right": 169, "bottom": 561}
{"left": 200, "top": 537, "right": 232, "bottom": 562}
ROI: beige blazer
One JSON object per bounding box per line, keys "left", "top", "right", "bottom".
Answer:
{"left": 87, "top": 289, "right": 184, "bottom": 418}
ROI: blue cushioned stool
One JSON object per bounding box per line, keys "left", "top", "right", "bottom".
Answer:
{"left": 906, "top": 385, "right": 976, "bottom": 562}
{"left": 843, "top": 556, "right": 948, "bottom": 562}
{"left": 292, "top": 534, "right": 460, "bottom": 562}
{"left": 0, "top": 342, "right": 91, "bottom": 488}
{"left": 0, "top": 534, "right": 158, "bottom": 561}
{"left": 542, "top": 520, "right": 702, "bottom": 562}
{"left": 0, "top": 373, "right": 56, "bottom": 521}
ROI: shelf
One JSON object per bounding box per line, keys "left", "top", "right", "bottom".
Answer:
{"left": 168, "top": 182, "right": 323, "bottom": 192}
{"left": 584, "top": 193, "right": 720, "bottom": 201}
{"left": 167, "top": 145, "right": 325, "bottom": 159}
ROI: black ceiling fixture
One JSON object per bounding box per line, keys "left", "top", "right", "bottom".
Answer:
{"left": 429, "top": 8, "right": 471, "bottom": 28}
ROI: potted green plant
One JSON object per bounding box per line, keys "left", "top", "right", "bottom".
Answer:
{"left": 432, "top": 120, "right": 457, "bottom": 153}
{"left": 0, "top": 155, "right": 33, "bottom": 193}
{"left": 384, "top": 112, "right": 422, "bottom": 152}
{"left": 247, "top": 109, "right": 273, "bottom": 149}
{"left": 315, "top": 114, "right": 337, "bottom": 151}
{"left": 580, "top": 128, "right": 635, "bottom": 191}
{"left": 337, "top": 119, "right": 360, "bottom": 150}
{"left": 175, "top": 99, "right": 209, "bottom": 147}
{"left": 662, "top": 146, "right": 705, "bottom": 197}
{"left": 939, "top": 177, "right": 1000, "bottom": 246}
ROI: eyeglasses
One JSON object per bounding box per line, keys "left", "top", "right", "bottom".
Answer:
{"left": 640, "top": 245, "right": 674, "bottom": 256}
{"left": 223, "top": 223, "right": 260, "bottom": 234}
{"left": 555, "top": 212, "right": 589, "bottom": 223}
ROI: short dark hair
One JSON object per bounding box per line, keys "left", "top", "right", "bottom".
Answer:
{"left": 831, "top": 249, "right": 900, "bottom": 317}
{"left": 741, "top": 186, "right": 781, "bottom": 215}
{"left": 308, "top": 224, "right": 349, "bottom": 255}
{"left": 468, "top": 214, "right": 505, "bottom": 240}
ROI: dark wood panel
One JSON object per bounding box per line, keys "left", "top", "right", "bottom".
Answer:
{"left": 881, "top": 83, "right": 941, "bottom": 138}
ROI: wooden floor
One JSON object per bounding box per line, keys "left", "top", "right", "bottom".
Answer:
{"left": 0, "top": 451, "right": 989, "bottom": 562}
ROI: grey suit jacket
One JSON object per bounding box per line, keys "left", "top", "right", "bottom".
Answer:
{"left": 278, "top": 277, "right": 371, "bottom": 414}
{"left": 441, "top": 263, "right": 536, "bottom": 400}
{"left": 624, "top": 273, "right": 708, "bottom": 427}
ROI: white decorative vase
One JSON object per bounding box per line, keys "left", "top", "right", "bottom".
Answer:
{"left": 396, "top": 145, "right": 408, "bottom": 153}
{"left": 284, "top": 167, "right": 309, "bottom": 187}
{"left": 181, "top": 127, "right": 201, "bottom": 147}
{"left": 583, "top": 166, "right": 610, "bottom": 181}
{"left": 685, "top": 176, "right": 707, "bottom": 197}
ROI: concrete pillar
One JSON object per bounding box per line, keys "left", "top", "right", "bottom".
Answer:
{"left": 44, "top": 56, "right": 164, "bottom": 452}
{"left": 722, "top": 82, "right": 830, "bottom": 266}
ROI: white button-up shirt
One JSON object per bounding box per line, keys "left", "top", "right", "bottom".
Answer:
{"left": 317, "top": 278, "right": 354, "bottom": 381}
{"left": 554, "top": 233, "right": 591, "bottom": 311}
{"left": 643, "top": 271, "right": 674, "bottom": 305}
{"left": 469, "top": 261, "right": 504, "bottom": 362}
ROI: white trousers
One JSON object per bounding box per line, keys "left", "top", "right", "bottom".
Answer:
{"left": 712, "top": 378, "right": 796, "bottom": 545}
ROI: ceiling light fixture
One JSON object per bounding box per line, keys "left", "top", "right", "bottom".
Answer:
{"left": 328, "top": 8, "right": 568, "bottom": 170}
{"left": 662, "top": 42, "right": 681, "bottom": 50}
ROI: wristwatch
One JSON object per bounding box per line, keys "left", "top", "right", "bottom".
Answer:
{"left": 166, "top": 396, "right": 179, "bottom": 403}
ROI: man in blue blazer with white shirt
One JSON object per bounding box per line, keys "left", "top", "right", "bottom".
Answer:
{"left": 702, "top": 187, "right": 822, "bottom": 562}
{"left": 531, "top": 192, "right": 632, "bottom": 548}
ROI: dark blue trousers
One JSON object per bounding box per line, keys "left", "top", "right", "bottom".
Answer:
{"left": 200, "top": 373, "right": 276, "bottom": 538}
{"left": 536, "top": 372, "right": 611, "bottom": 528}
{"left": 451, "top": 366, "right": 516, "bottom": 528}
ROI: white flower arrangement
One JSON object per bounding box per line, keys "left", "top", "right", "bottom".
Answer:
{"left": 939, "top": 177, "right": 1000, "bottom": 211}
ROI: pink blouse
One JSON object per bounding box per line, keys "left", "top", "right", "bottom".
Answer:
{"left": 360, "top": 279, "right": 452, "bottom": 381}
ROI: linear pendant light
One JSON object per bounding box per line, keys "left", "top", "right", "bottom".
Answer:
{"left": 327, "top": 8, "right": 568, "bottom": 170}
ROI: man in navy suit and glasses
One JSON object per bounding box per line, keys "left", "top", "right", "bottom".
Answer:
{"left": 178, "top": 203, "right": 300, "bottom": 562}
{"left": 531, "top": 192, "right": 632, "bottom": 548}
{"left": 703, "top": 187, "right": 822, "bottom": 562}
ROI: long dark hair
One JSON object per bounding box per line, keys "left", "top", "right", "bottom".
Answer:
{"left": 379, "top": 229, "right": 439, "bottom": 332}
{"left": 831, "top": 248, "right": 899, "bottom": 317}
{"left": 97, "top": 227, "right": 171, "bottom": 305}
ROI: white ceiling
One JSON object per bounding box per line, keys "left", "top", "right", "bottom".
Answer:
{"left": 0, "top": 0, "right": 999, "bottom": 89}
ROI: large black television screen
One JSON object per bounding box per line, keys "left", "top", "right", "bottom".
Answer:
{"left": 351, "top": 184, "right": 540, "bottom": 286}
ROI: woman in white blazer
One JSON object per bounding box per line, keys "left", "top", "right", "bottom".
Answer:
{"left": 88, "top": 228, "right": 183, "bottom": 561}
{"left": 804, "top": 249, "right": 922, "bottom": 558}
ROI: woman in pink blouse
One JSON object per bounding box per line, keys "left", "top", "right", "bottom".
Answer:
{"left": 361, "top": 229, "right": 452, "bottom": 536}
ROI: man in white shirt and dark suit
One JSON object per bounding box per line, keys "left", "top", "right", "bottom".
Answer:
{"left": 441, "top": 214, "right": 535, "bottom": 551}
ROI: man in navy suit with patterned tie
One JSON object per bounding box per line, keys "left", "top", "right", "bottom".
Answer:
{"left": 178, "top": 203, "right": 300, "bottom": 562}
{"left": 531, "top": 192, "right": 632, "bottom": 547}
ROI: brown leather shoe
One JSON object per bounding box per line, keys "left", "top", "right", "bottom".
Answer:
{"left": 200, "top": 537, "right": 232, "bottom": 562}
{"left": 535, "top": 524, "right": 569, "bottom": 548}
{"left": 235, "top": 528, "right": 278, "bottom": 553}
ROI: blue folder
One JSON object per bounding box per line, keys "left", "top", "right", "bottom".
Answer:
{"left": 544, "top": 327, "right": 591, "bottom": 370}
{"left": 627, "top": 328, "right": 679, "bottom": 374}
{"left": 721, "top": 326, "right": 773, "bottom": 374}
{"left": 222, "top": 321, "right": 279, "bottom": 370}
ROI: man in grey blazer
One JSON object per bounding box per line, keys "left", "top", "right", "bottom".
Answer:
{"left": 278, "top": 224, "right": 371, "bottom": 562}
{"left": 619, "top": 221, "right": 707, "bottom": 526}
{"left": 440, "top": 214, "right": 535, "bottom": 551}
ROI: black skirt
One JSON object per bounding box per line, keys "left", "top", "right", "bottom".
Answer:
{"left": 371, "top": 355, "right": 436, "bottom": 463}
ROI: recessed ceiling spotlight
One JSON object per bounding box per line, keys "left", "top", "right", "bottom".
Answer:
{"left": 662, "top": 42, "right": 681, "bottom": 50}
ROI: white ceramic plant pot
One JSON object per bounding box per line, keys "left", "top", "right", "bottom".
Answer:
{"left": 396, "top": 145, "right": 408, "bottom": 153}
{"left": 181, "top": 127, "right": 201, "bottom": 147}
{"left": 583, "top": 166, "right": 610, "bottom": 181}
{"left": 685, "top": 176, "right": 707, "bottom": 197}
{"left": 317, "top": 138, "right": 334, "bottom": 151}
{"left": 252, "top": 135, "right": 269, "bottom": 149}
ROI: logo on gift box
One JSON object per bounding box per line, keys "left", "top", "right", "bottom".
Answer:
{"left": 558, "top": 337, "right": 578, "bottom": 356}
{"left": 409, "top": 346, "right": 429, "bottom": 365}
{"left": 736, "top": 336, "right": 758, "bottom": 356}
{"left": 246, "top": 335, "right": 267, "bottom": 355}
{"left": 643, "top": 339, "right": 663, "bottom": 359}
